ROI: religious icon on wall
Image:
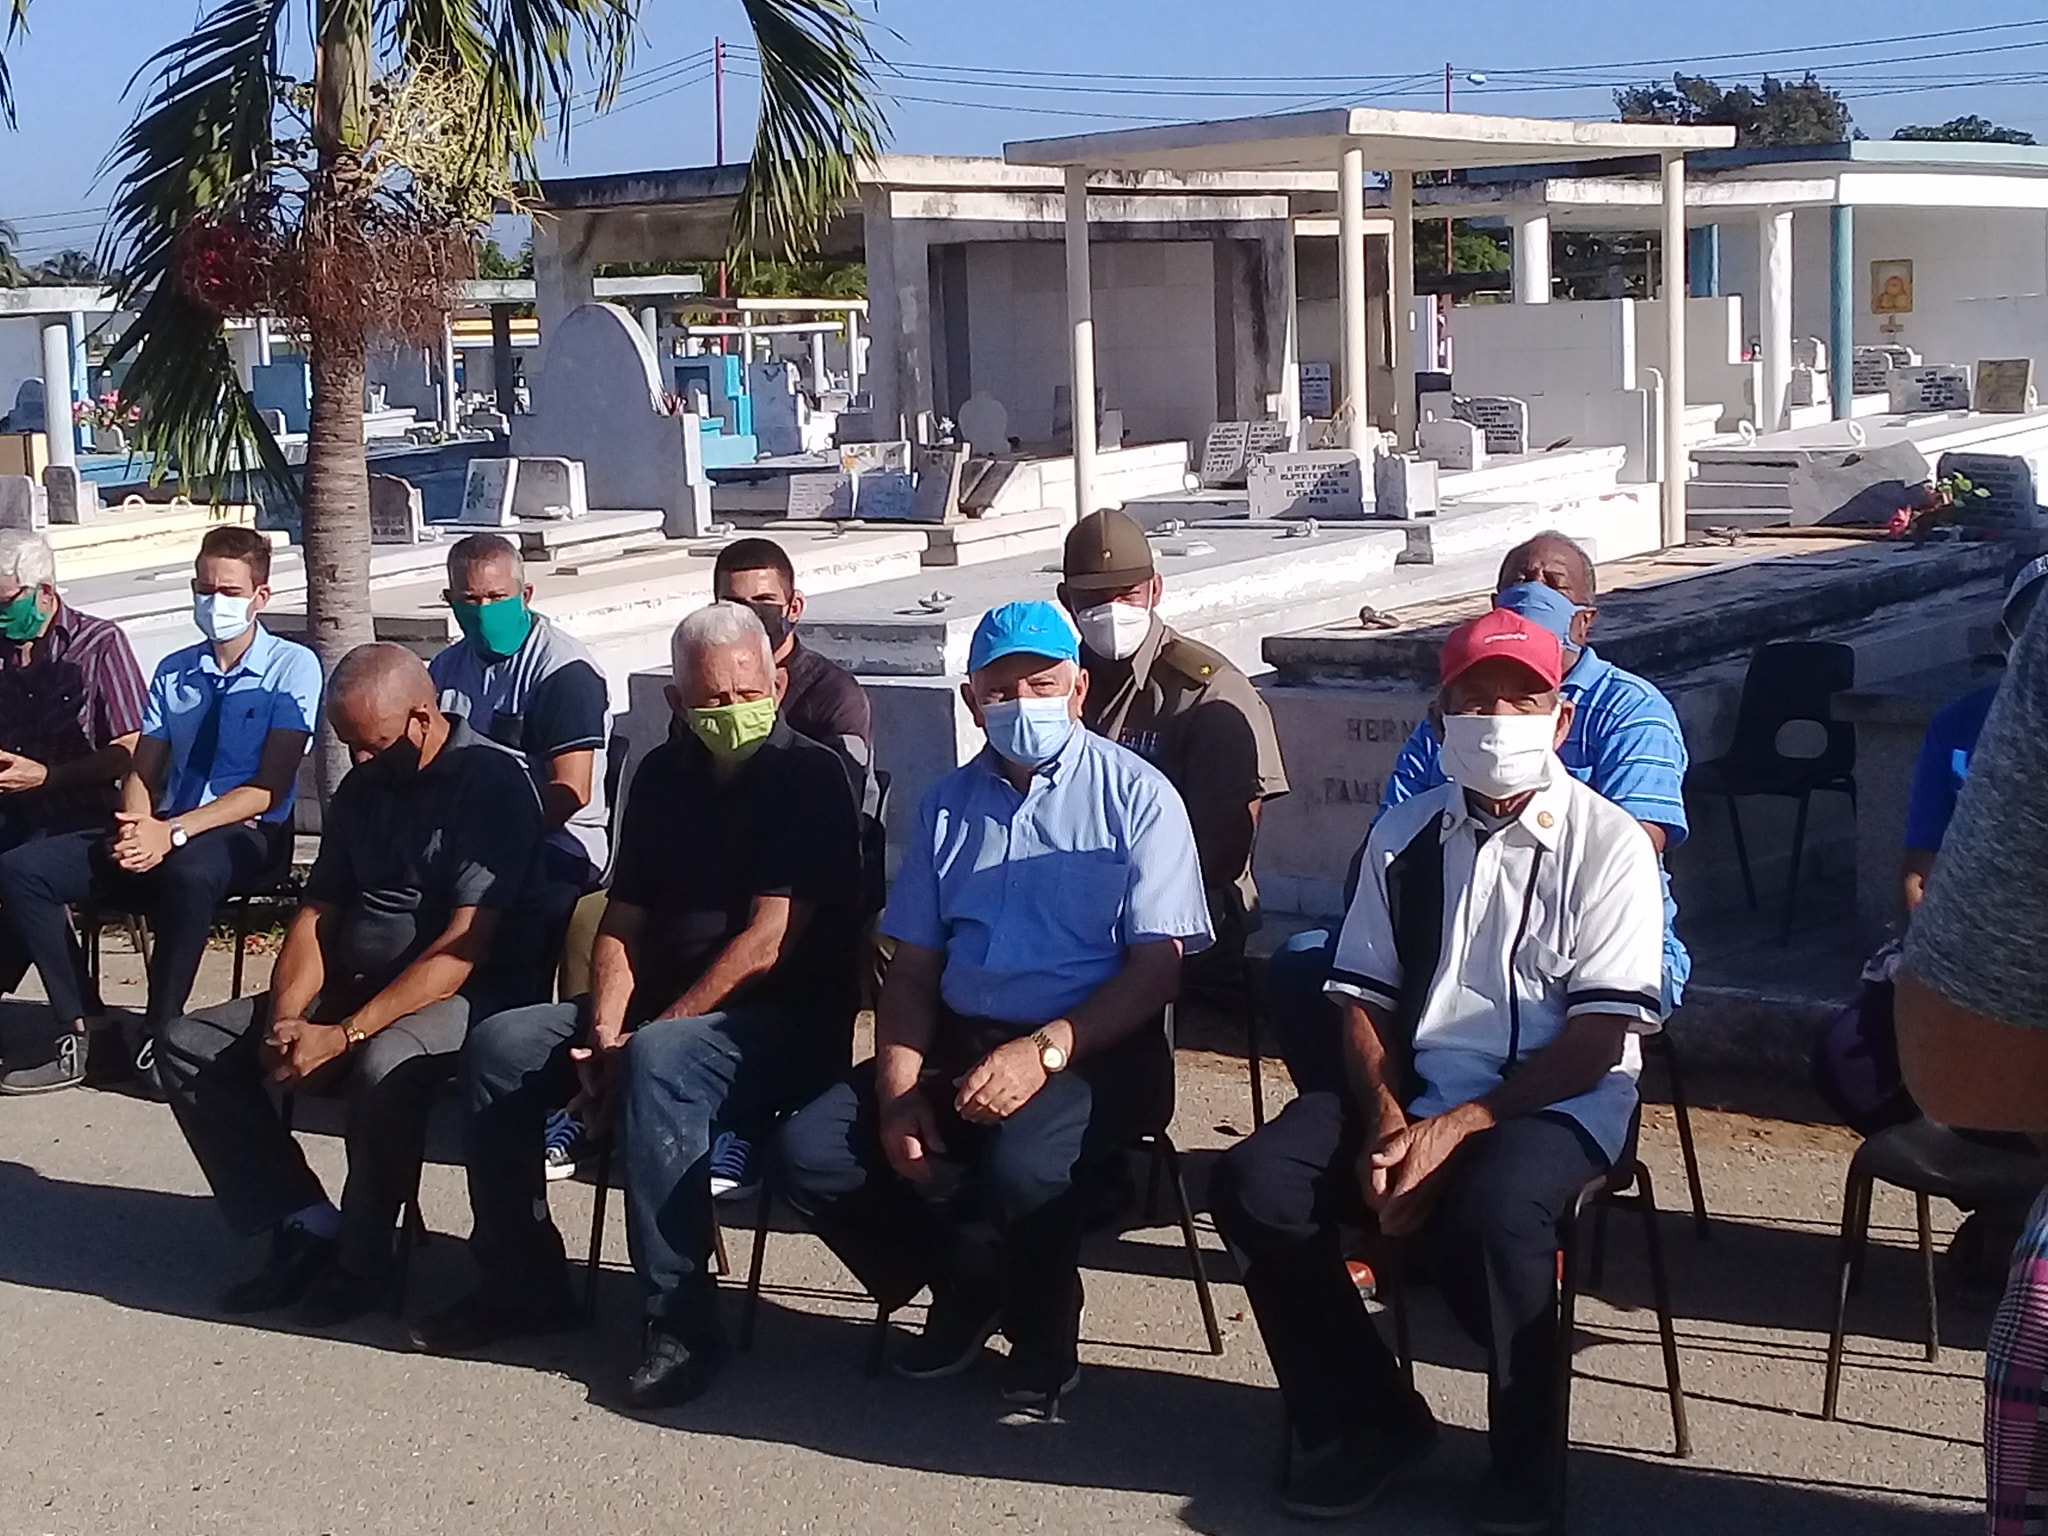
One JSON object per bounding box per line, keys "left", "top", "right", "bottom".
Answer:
{"left": 1871, "top": 259, "right": 1914, "bottom": 316}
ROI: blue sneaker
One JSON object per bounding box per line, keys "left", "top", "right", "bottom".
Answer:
{"left": 543, "top": 1110, "right": 583, "bottom": 1183}
{"left": 708, "top": 1131, "right": 760, "bottom": 1202}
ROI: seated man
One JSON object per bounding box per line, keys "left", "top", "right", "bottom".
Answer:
{"left": 780, "top": 600, "right": 1213, "bottom": 1415}
{"left": 429, "top": 532, "right": 610, "bottom": 990}
{"left": 155, "top": 644, "right": 543, "bottom": 1327}
{"left": 413, "top": 602, "right": 862, "bottom": 1405}
{"left": 1059, "top": 508, "right": 1288, "bottom": 952}
{"left": 1269, "top": 530, "right": 1687, "bottom": 1094}
{"left": 0, "top": 531, "right": 148, "bottom": 1093}
{"left": 1212, "top": 608, "right": 1662, "bottom": 1531}
{"left": 711, "top": 535, "right": 872, "bottom": 773}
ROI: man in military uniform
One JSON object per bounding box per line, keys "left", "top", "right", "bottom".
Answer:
{"left": 1058, "top": 508, "right": 1289, "bottom": 944}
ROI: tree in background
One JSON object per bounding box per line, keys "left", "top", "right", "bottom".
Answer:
{"left": 33, "top": 248, "right": 107, "bottom": 285}
{"left": 475, "top": 237, "right": 534, "bottom": 280}
{"left": 1616, "top": 72, "right": 1852, "bottom": 146}
{"left": 0, "top": 217, "right": 26, "bottom": 287}
{"left": 1893, "top": 115, "right": 2036, "bottom": 146}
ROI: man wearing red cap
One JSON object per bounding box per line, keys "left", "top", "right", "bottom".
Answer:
{"left": 1210, "top": 608, "right": 1664, "bottom": 1531}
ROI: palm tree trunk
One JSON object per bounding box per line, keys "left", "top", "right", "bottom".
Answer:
{"left": 302, "top": 330, "right": 374, "bottom": 798}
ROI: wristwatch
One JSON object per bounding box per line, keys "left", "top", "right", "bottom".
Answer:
{"left": 168, "top": 822, "right": 189, "bottom": 850}
{"left": 1030, "top": 1028, "right": 1068, "bottom": 1074}
{"left": 342, "top": 1019, "right": 368, "bottom": 1051}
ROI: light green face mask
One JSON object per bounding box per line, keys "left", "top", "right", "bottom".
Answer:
{"left": 686, "top": 696, "right": 777, "bottom": 762}
{"left": 0, "top": 589, "right": 47, "bottom": 642}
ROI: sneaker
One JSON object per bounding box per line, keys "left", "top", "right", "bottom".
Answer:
{"left": 708, "top": 1131, "right": 760, "bottom": 1202}
{"left": 1473, "top": 1465, "right": 1555, "bottom": 1535}
{"left": 625, "top": 1319, "right": 728, "bottom": 1410}
{"left": 543, "top": 1111, "right": 583, "bottom": 1183}
{"left": 1346, "top": 1257, "right": 1378, "bottom": 1299}
{"left": 998, "top": 1352, "right": 1082, "bottom": 1419}
{"left": 0, "top": 1029, "right": 86, "bottom": 1095}
{"left": 893, "top": 1272, "right": 1003, "bottom": 1381}
{"left": 409, "top": 1282, "right": 577, "bottom": 1356}
{"left": 1280, "top": 1399, "right": 1437, "bottom": 1521}
{"left": 220, "top": 1224, "right": 336, "bottom": 1315}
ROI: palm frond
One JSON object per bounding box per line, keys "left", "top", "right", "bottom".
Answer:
{"left": 0, "top": 0, "right": 31, "bottom": 129}
{"left": 736, "top": 0, "right": 885, "bottom": 258}
{"left": 100, "top": 0, "right": 295, "bottom": 505}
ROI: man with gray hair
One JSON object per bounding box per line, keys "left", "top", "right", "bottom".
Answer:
{"left": 0, "top": 530, "right": 148, "bottom": 1092}
{"left": 415, "top": 602, "right": 862, "bottom": 1409}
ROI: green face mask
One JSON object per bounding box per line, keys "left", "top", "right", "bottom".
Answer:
{"left": 0, "top": 589, "right": 47, "bottom": 643}
{"left": 686, "top": 697, "right": 777, "bottom": 762}
{"left": 451, "top": 594, "right": 533, "bottom": 658}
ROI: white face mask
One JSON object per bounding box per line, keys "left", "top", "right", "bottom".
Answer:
{"left": 1075, "top": 599, "right": 1152, "bottom": 661}
{"left": 1438, "top": 711, "right": 1558, "bottom": 799}
{"left": 193, "top": 592, "right": 253, "bottom": 644}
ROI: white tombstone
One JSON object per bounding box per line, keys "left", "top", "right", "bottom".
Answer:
{"left": 1299, "top": 362, "right": 1334, "bottom": 418}
{"left": 786, "top": 469, "right": 857, "bottom": 519}
{"left": 1373, "top": 453, "right": 1440, "bottom": 521}
{"left": 258, "top": 408, "right": 290, "bottom": 436}
{"left": 1787, "top": 368, "right": 1822, "bottom": 408}
{"left": 1452, "top": 395, "right": 1529, "bottom": 456}
{"left": 42, "top": 464, "right": 97, "bottom": 526}
{"left": 510, "top": 457, "right": 589, "bottom": 521}
{"left": 1198, "top": 422, "right": 1253, "bottom": 489}
{"left": 0, "top": 475, "right": 50, "bottom": 532}
{"left": 749, "top": 359, "right": 805, "bottom": 457}
{"left": 463, "top": 409, "right": 510, "bottom": 436}
{"left": 91, "top": 425, "right": 128, "bottom": 455}
{"left": 1245, "top": 419, "right": 1294, "bottom": 457}
{"left": 1246, "top": 450, "right": 1368, "bottom": 519}
{"left": 1792, "top": 337, "right": 1828, "bottom": 372}
{"left": 1889, "top": 366, "right": 1973, "bottom": 413}
{"left": 678, "top": 411, "right": 713, "bottom": 537}
{"left": 460, "top": 458, "right": 518, "bottom": 526}
{"left": 909, "top": 444, "right": 967, "bottom": 524}
{"left": 368, "top": 473, "right": 428, "bottom": 544}
{"left": 1417, "top": 416, "right": 1486, "bottom": 472}
{"left": 1850, "top": 348, "right": 1894, "bottom": 394}
{"left": 1975, "top": 359, "right": 2037, "bottom": 415}
{"left": 957, "top": 395, "right": 1010, "bottom": 457}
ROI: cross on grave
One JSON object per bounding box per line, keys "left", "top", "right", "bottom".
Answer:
{"left": 1452, "top": 396, "right": 1529, "bottom": 456}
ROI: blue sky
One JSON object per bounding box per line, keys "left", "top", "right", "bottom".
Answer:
{"left": 5, "top": 0, "right": 2048, "bottom": 260}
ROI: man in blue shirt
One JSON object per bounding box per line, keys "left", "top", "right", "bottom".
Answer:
{"left": 781, "top": 600, "right": 1213, "bottom": 1415}
{"left": 0, "top": 525, "right": 320, "bottom": 1090}
{"left": 1268, "top": 532, "right": 1691, "bottom": 1094}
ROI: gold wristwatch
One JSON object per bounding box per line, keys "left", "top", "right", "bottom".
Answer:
{"left": 342, "top": 1019, "right": 369, "bottom": 1051}
{"left": 1031, "top": 1028, "right": 1068, "bottom": 1074}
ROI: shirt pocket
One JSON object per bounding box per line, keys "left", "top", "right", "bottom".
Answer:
{"left": 983, "top": 853, "right": 1128, "bottom": 972}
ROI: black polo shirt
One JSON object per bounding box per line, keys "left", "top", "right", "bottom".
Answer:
{"left": 782, "top": 635, "right": 872, "bottom": 753}
{"left": 609, "top": 718, "right": 862, "bottom": 1037}
{"left": 303, "top": 715, "right": 544, "bottom": 993}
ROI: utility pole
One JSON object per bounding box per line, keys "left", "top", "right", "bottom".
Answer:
{"left": 715, "top": 37, "right": 729, "bottom": 307}
{"left": 1442, "top": 63, "right": 1456, "bottom": 278}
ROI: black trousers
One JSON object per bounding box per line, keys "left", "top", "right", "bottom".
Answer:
{"left": 0, "top": 819, "right": 289, "bottom": 1028}
{"left": 779, "top": 1026, "right": 1171, "bottom": 1370}
{"left": 1209, "top": 1091, "right": 1606, "bottom": 1475}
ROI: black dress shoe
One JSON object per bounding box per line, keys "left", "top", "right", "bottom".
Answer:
{"left": 219, "top": 1225, "right": 335, "bottom": 1315}
{"left": 893, "top": 1272, "right": 1002, "bottom": 1380}
{"left": 1281, "top": 1398, "right": 1438, "bottom": 1521}
{"left": 1473, "top": 1464, "right": 1555, "bottom": 1535}
{"left": 625, "top": 1320, "right": 729, "bottom": 1410}
{"left": 409, "top": 1284, "right": 577, "bottom": 1356}
{"left": 294, "top": 1261, "right": 385, "bottom": 1330}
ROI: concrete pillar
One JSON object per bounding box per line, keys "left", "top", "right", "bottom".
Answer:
{"left": 1391, "top": 169, "right": 1417, "bottom": 449}
{"left": 1759, "top": 209, "right": 1794, "bottom": 433}
{"left": 1338, "top": 146, "right": 1371, "bottom": 457}
{"left": 254, "top": 318, "right": 274, "bottom": 368}
{"left": 531, "top": 212, "right": 596, "bottom": 380}
{"left": 845, "top": 310, "right": 863, "bottom": 397}
{"left": 1660, "top": 153, "right": 1689, "bottom": 548}
{"left": 1064, "top": 165, "right": 1098, "bottom": 520}
{"left": 858, "top": 186, "right": 929, "bottom": 433}
{"left": 439, "top": 317, "right": 460, "bottom": 433}
{"left": 39, "top": 320, "right": 74, "bottom": 468}
{"left": 490, "top": 304, "right": 516, "bottom": 417}
{"left": 638, "top": 305, "right": 660, "bottom": 355}
{"left": 810, "top": 330, "right": 829, "bottom": 395}
{"left": 1512, "top": 212, "right": 1551, "bottom": 304}
{"left": 1687, "top": 225, "right": 1721, "bottom": 297}
{"left": 1830, "top": 204, "right": 1854, "bottom": 421}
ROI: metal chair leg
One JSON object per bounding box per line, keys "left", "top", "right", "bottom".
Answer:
{"left": 1725, "top": 796, "right": 1756, "bottom": 911}
{"left": 1917, "top": 1192, "right": 1940, "bottom": 1363}
{"left": 1782, "top": 791, "right": 1812, "bottom": 944}
{"left": 711, "top": 1220, "right": 731, "bottom": 1279}
{"left": 1822, "top": 1164, "right": 1870, "bottom": 1421}
{"left": 230, "top": 900, "right": 248, "bottom": 1000}
{"left": 1631, "top": 1165, "right": 1690, "bottom": 1459}
{"left": 1846, "top": 1171, "right": 1874, "bottom": 1295}
{"left": 1553, "top": 1192, "right": 1590, "bottom": 1531}
{"left": 739, "top": 1177, "right": 775, "bottom": 1353}
{"left": 1385, "top": 1247, "right": 1415, "bottom": 1394}
{"left": 1587, "top": 1200, "right": 1612, "bottom": 1290}
{"left": 866, "top": 1303, "right": 891, "bottom": 1378}
{"left": 1244, "top": 969, "right": 1267, "bottom": 1128}
{"left": 583, "top": 1144, "right": 613, "bottom": 1326}
{"left": 390, "top": 1198, "right": 425, "bottom": 1317}
{"left": 1657, "top": 1034, "right": 1711, "bottom": 1240}
{"left": 1155, "top": 1135, "right": 1223, "bottom": 1356}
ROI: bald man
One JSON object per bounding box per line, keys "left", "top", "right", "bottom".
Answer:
{"left": 156, "top": 644, "right": 545, "bottom": 1329}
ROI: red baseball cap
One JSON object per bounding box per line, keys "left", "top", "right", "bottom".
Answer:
{"left": 1439, "top": 607, "right": 1565, "bottom": 691}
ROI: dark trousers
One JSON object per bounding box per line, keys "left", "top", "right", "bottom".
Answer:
{"left": 461, "top": 998, "right": 832, "bottom": 1329}
{"left": 779, "top": 1027, "right": 1171, "bottom": 1367}
{"left": 0, "top": 819, "right": 289, "bottom": 1028}
{"left": 1209, "top": 1091, "right": 1606, "bottom": 1475}
{"left": 1264, "top": 928, "right": 1342, "bottom": 1095}
{"left": 155, "top": 989, "right": 470, "bottom": 1279}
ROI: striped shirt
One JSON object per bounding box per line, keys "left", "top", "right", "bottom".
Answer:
{"left": 1330, "top": 759, "right": 1665, "bottom": 1161}
{"left": 0, "top": 601, "right": 147, "bottom": 828}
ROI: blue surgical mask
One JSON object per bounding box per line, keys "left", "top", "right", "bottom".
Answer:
{"left": 981, "top": 695, "right": 1077, "bottom": 769}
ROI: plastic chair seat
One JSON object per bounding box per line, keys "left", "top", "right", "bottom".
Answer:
{"left": 1851, "top": 1119, "right": 2043, "bottom": 1208}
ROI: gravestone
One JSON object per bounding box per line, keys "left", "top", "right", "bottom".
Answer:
{"left": 91, "top": 425, "right": 127, "bottom": 455}
{"left": 1051, "top": 385, "right": 1105, "bottom": 441}
{"left": 857, "top": 469, "right": 916, "bottom": 521}
{"left": 1452, "top": 395, "right": 1529, "bottom": 456}
{"left": 1373, "top": 453, "right": 1440, "bottom": 521}
{"left": 1889, "top": 366, "right": 1972, "bottom": 413}
{"left": 1850, "top": 349, "right": 1893, "bottom": 394}
{"left": 463, "top": 409, "right": 510, "bottom": 436}
{"left": 1787, "top": 368, "right": 1822, "bottom": 408}
{"left": 1299, "top": 362, "right": 1334, "bottom": 419}
{"left": 1198, "top": 421, "right": 1253, "bottom": 489}
{"left": 1789, "top": 442, "right": 1933, "bottom": 527}
{"left": 460, "top": 458, "right": 517, "bottom": 526}
{"left": 509, "top": 457, "right": 588, "bottom": 521}
{"left": 368, "top": 473, "right": 427, "bottom": 544}
{"left": 0, "top": 474, "right": 49, "bottom": 532}
{"left": 1099, "top": 409, "right": 1125, "bottom": 447}
{"left": 1975, "top": 359, "right": 2036, "bottom": 415}
{"left": 1246, "top": 450, "right": 1367, "bottom": 519}
{"left": 1417, "top": 416, "right": 1486, "bottom": 472}
{"left": 1792, "top": 338, "right": 1828, "bottom": 372}
{"left": 679, "top": 410, "right": 713, "bottom": 536}
{"left": 1245, "top": 419, "right": 1293, "bottom": 457}
{"left": 1880, "top": 344, "right": 1921, "bottom": 369}
{"left": 909, "top": 444, "right": 967, "bottom": 523}
{"left": 257, "top": 409, "right": 289, "bottom": 436}
{"left": 42, "top": 464, "right": 97, "bottom": 526}
{"left": 838, "top": 440, "right": 910, "bottom": 475}
{"left": 957, "top": 395, "right": 1010, "bottom": 457}
{"left": 6, "top": 379, "right": 45, "bottom": 434}
{"left": 1935, "top": 451, "right": 2042, "bottom": 528}
{"left": 786, "top": 469, "right": 857, "bottom": 520}
{"left": 749, "top": 360, "right": 804, "bottom": 457}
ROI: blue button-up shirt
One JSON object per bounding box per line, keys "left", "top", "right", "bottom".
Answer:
{"left": 142, "top": 624, "right": 324, "bottom": 822}
{"left": 1378, "top": 644, "right": 1692, "bottom": 1003}
{"left": 884, "top": 726, "right": 1214, "bottom": 1027}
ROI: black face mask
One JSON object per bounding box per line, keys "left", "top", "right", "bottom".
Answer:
{"left": 362, "top": 730, "right": 422, "bottom": 783}
{"left": 743, "top": 599, "right": 792, "bottom": 646}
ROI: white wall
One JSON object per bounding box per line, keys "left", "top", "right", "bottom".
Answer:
{"left": 0, "top": 319, "right": 46, "bottom": 423}
{"left": 1446, "top": 299, "right": 1636, "bottom": 396}
{"left": 1635, "top": 295, "right": 1762, "bottom": 429}
{"left": 962, "top": 239, "right": 1220, "bottom": 446}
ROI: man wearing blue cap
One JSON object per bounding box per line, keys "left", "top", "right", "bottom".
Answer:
{"left": 1268, "top": 532, "right": 1690, "bottom": 1095}
{"left": 780, "top": 599, "right": 1213, "bottom": 1415}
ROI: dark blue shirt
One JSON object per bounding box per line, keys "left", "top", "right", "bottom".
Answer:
{"left": 1904, "top": 683, "right": 1999, "bottom": 853}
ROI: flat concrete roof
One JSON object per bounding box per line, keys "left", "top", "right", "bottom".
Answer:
{"left": 1005, "top": 107, "right": 1731, "bottom": 175}
{"left": 0, "top": 286, "right": 120, "bottom": 317}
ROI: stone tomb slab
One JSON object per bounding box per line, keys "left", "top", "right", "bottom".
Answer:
{"left": 858, "top": 470, "right": 916, "bottom": 522}
{"left": 909, "top": 445, "right": 966, "bottom": 524}
{"left": 1246, "top": 450, "right": 1367, "bottom": 519}
{"left": 1299, "top": 362, "right": 1334, "bottom": 418}
{"left": 1199, "top": 421, "right": 1253, "bottom": 489}
{"left": 1975, "top": 359, "right": 2036, "bottom": 415}
{"left": 787, "top": 469, "right": 858, "bottom": 520}
{"left": 1452, "top": 396, "right": 1529, "bottom": 456}
{"left": 1935, "top": 451, "right": 2041, "bottom": 528}
{"left": 1418, "top": 417, "right": 1486, "bottom": 472}
{"left": 460, "top": 458, "right": 517, "bottom": 526}
{"left": 0, "top": 474, "right": 47, "bottom": 532}
{"left": 1888, "top": 366, "right": 1972, "bottom": 414}
{"left": 369, "top": 473, "right": 429, "bottom": 544}
{"left": 510, "top": 458, "right": 590, "bottom": 522}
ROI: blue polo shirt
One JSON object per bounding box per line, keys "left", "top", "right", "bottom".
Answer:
{"left": 1378, "top": 643, "right": 1693, "bottom": 1002}
{"left": 142, "top": 624, "right": 324, "bottom": 823}
{"left": 1903, "top": 683, "right": 1999, "bottom": 853}
{"left": 884, "top": 726, "right": 1214, "bottom": 1027}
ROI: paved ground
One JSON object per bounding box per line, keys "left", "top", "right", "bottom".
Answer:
{"left": 0, "top": 944, "right": 1987, "bottom": 1535}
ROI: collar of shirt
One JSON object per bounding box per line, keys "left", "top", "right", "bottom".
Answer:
{"left": 14, "top": 600, "right": 80, "bottom": 669}
{"left": 972, "top": 713, "right": 1089, "bottom": 793}
{"left": 194, "top": 622, "right": 282, "bottom": 680}
{"left": 1439, "top": 754, "right": 1571, "bottom": 852}
{"left": 1560, "top": 644, "right": 1611, "bottom": 701}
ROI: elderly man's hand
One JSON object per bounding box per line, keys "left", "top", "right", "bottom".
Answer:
{"left": 1370, "top": 1105, "right": 1485, "bottom": 1238}
{"left": 0, "top": 751, "right": 48, "bottom": 793}
{"left": 953, "top": 1037, "right": 1049, "bottom": 1124}
{"left": 267, "top": 1018, "right": 349, "bottom": 1085}
{"left": 880, "top": 1086, "right": 947, "bottom": 1182}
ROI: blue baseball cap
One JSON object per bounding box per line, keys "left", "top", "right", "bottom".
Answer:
{"left": 1494, "top": 581, "right": 1582, "bottom": 649}
{"left": 968, "top": 600, "right": 1080, "bottom": 674}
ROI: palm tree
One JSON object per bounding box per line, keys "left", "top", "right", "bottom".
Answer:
{"left": 4, "top": 0, "right": 883, "bottom": 793}
{"left": 34, "top": 248, "right": 106, "bottom": 285}
{"left": 0, "top": 217, "right": 27, "bottom": 287}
